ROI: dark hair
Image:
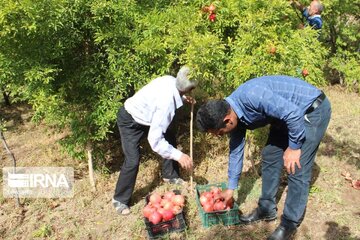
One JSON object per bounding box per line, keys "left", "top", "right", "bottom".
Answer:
{"left": 196, "top": 100, "right": 230, "bottom": 132}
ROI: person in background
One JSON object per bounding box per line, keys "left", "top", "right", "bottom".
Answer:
{"left": 113, "top": 66, "right": 196, "bottom": 215}
{"left": 196, "top": 75, "right": 331, "bottom": 240}
{"left": 291, "top": 0, "right": 324, "bottom": 30}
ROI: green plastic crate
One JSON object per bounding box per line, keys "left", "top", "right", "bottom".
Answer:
{"left": 196, "top": 182, "right": 240, "bottom": 228}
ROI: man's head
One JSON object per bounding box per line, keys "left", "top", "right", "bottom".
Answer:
{"left": 309, "top": 0, "right": 323, "bottom": 15}
{"left": 196, "top": 100, "right": 238, "bottom": 136}
{"left": 176, "top": 66, "right": 197, "bottom": 94}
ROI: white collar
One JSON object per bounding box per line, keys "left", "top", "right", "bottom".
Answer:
{"left": 309, "top": 14, "right": 321, "bottom": 19}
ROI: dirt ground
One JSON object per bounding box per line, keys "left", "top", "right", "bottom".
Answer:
{"left": 0, "top": 86, "right": 359, "bottom": 240}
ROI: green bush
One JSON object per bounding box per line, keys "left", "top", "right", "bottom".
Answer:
{"left": 0, "top": 0, "right": 357, "bottom": 160}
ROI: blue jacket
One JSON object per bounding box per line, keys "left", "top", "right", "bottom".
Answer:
{"left": 303, "top": 8, "right": 322, "bottom": 29}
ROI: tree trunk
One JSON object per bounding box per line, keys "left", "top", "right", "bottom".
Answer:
{"left": 0, "top": 130, "right": 20, "bottom": 206}
{"left": 329, "top": 23, "right": 337, "bottom": 55}
{"left": 87, "top": 145, "right": 96, "bottom": 192}
{"left": 2, "top": 90, "right": 10, "bottom": 106}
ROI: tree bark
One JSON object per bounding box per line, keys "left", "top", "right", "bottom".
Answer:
{"left": 87, "top": 145, "right": 96, "bottom": 192}
{"left": 2, "top": 90, "right": 10, "bottom": 106}
{"left": 0, "top": 130, "right": 20, "bottom": 206}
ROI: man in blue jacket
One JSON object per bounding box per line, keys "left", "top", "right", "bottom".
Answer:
{"left": 291, "top": 0, "right": 324, "bottom": 30}
{"left": 196, "top": 75, "right": 331, "bottom": 240}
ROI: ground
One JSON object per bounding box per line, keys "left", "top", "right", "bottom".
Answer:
{"left": 0, "top": 86, "right": 359, "bottom": 240}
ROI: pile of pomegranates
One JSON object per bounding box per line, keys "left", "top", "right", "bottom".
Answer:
{"left": 143, "top": 191, "right": 185, "bottom": 225}
{"left": 199, "top": 186, "right": 234, "bottom": 213}
{"left": 202, "top": 3, "right": 217, "bottom": 22}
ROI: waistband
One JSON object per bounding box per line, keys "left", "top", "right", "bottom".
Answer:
{"left": 305, "top": 91, "right": 326, "bottom": 114}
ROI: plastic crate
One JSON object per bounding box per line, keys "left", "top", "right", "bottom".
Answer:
{"left": 144, "top": 190, "right": 187, "bottom": 239}
{"left": 196, "top": 182, "right": 240, "bottom": 228}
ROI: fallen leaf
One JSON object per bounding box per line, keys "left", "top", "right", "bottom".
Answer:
{"left": 50, "top": 202, "right": 60, "bottom": 209}
{"left": 345, "top": 176, "right": 353, "bottom": 181}
{"left": 341, "top": 171, "right": 352, "bottom": 181}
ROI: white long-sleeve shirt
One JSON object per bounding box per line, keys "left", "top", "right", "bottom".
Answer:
{"left": 124, "top": 76, "right": 183, "bottom": 161}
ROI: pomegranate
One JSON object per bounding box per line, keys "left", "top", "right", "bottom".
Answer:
{"left": 302, "top": 69, "right": 309, "bottom": 77}
{"left": 269, "top": 46, "right": 276, "bottom": 55}
{"left": 200, "top": 195, "right": 211, "bottom": 206}
{"left": 149, "top": 192, "right": 162, "bottom": 204}
{"left": 202, "top": 202, "right": 214, "bottom": 212}
{"left": 172, "top": 195, "right": 185, "bottom": 207}
{"left": 151, "top": 202, "right": 161, "bottom": 210}
{"left": 149, "top": 211, "right": 162, "bottom": 224}
{"left": 209, "top": 4, "right": 216, "bottom": 13}
{"left": 203, "top": 191, "right": 212, "bottom": 199}
{"left": 212, "top": 193, "right": 223, "bottom": 202}
{"left": 160, "top": 198, "right": 170, "bottom": 207}
{"left": 162, "top": 210, "right": 175, "bottom": 221}
{"left": 213, "top": 201, "right": 226, "bottom": 211}
{"left": 209, "top": 13, "right": 216, "bottom": 22}
{"left": 210, "top": 186, "right": 222, "bottom": 195}
{"left": 162, "top": 201, "right": 174, "bottom": 211}
{"left": 157, "top": 207, "right": 166, "bottom": 217}
{"left": 143, "top": 205, "right": 155, "bottom": 219}
{"left": 163, "top": 191, "right": 175, "bottom": 200}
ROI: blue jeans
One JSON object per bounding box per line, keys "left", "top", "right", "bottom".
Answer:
{"left": 113, "top": 107, "right": 180, "bottom": 205}
{"left": 259, "top": 97, "right": 331, "bottom": 229}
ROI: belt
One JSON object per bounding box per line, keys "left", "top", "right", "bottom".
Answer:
{"left": 305, "top": 91, "right": 326, "bottom": 114}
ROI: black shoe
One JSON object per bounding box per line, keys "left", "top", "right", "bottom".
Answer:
{"left": 267, "top": 225, "right": 296, "bottom": 240}
{"left": 240, "top": 208, "right": 277, "bottom": 224}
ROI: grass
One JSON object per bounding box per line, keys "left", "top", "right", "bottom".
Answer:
{"left": 0, "top": 87, "right": 359, "bottom": 239}
{"left": 32, "top": 224, "right": 52, "bottom": 238}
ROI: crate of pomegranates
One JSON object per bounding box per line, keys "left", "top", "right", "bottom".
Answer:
{"left": 196, "top": 182, "right": 240, "bottom": 228}
{"left": 143, "top": 190, "right": 187, "bottom": 239}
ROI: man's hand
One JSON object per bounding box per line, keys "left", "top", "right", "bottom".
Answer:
{"left": 283, "top": 147, "right": 302, "bottom": 174}
{"left": 177, "top": 153, "right": 193, "bottom": 170}
{"left": 183, "top": 95, "right": 196, "bottom": 104}
{"left": 290, "top": 0, "right": 304, "bottom": 11}
{"left": 216, "top": 189, "right": 234, "bottom": 206}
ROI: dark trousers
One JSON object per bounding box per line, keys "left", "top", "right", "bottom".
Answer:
{"left": 258, "top": 97, "right": 331, "bottom": 229}
{"left": 113, "top": 107, "right": 180, "bottom": 205}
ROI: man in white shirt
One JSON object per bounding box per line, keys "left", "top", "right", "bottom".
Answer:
{"left": 113, "top": 66, "right": 196, "bottom": 215}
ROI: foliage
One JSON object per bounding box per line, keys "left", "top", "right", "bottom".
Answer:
{"left": 328, "top": 52, "right": 360, "bottom": 92}
{"left": 0, "top": 0, "right": 358, "bottom": 160}
{"left": 320, "top": 0, "right": 360, "bottom": 89}
{"left": 32, "top": 224, "right": 52, "bottom": 238}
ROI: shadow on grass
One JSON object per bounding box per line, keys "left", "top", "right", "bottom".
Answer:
{"left": 236, "top": 163, "right": 262, "bottom": 207}
{"left": 201, "top": 222, "right": 274, "bottom": 240}
{"left": 324, "top": 221, "right": 360, "bottom": 240}
{"left": 237, "top": 161, "right": 321, "bottom": 212}
{"left": 319, "top": 133, "right": 360, "bottom": 169}
{"left": 0, "top": 102, "right": 32, "bottom": 131}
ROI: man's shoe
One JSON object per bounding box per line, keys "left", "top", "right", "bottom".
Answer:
{"left": 163, "top": 178, "right": 186, "bottom": 185}
{"left": 240, "top": 208, "right": 277, "bottom": 224}
{"left": 267, "top": 225, "right": 296, "bottom": 240}
{"left": 112, "top": 198, "right": 130, "bottom": 215}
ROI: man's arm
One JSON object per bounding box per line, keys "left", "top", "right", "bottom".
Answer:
{"left": 228, "top": 127, "right": 246, "bottom": 190}
{"left": 290, "top": 0, "right": 305, "bottom": 11}
{"left": 219, "top": 127, "right": 246, "bottom": 205}
{"left": 147, "top": 104, "right": 192, "bottom": 170}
